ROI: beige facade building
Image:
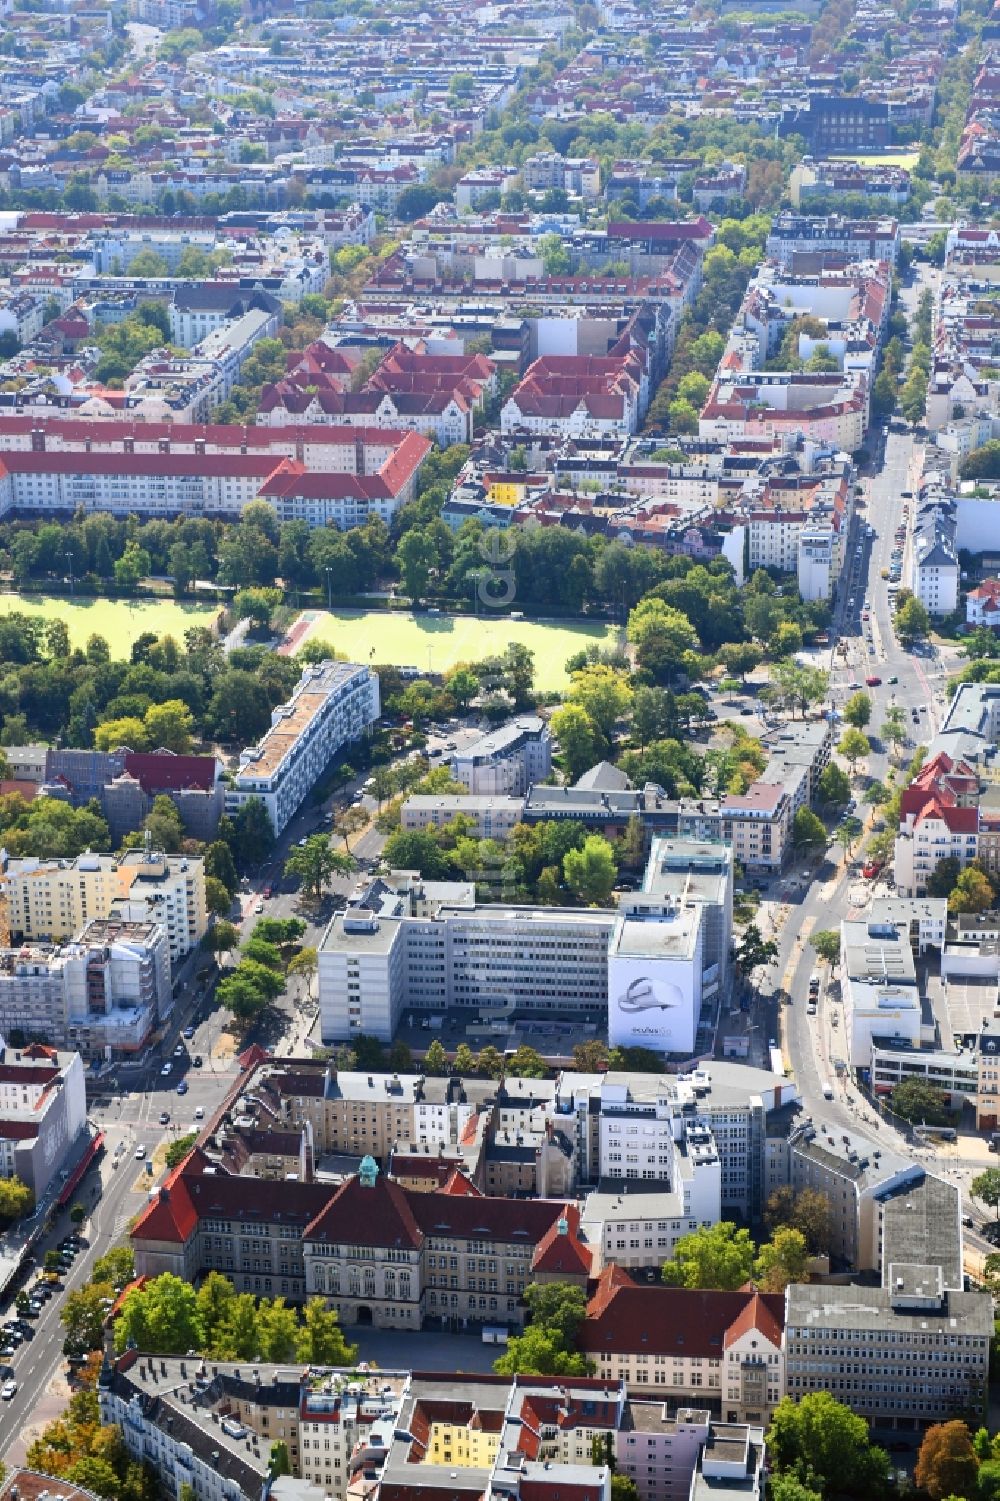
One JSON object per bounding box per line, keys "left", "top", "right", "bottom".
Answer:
{"left": 0, "top": 849, "right": 207, "bottom": 967}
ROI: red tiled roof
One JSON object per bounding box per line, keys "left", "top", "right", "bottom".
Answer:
{"left": 608, "top": 216, "right": 713, "bottom": 240}
{"left": 131, "top": 1146, "right": 329, "bottom": 1244}
{"left": 123, "top": 751, "right": 217, "bottom": 794}
{"left": 305, "top": 1172, "right": 424, "bottom": 1250}
{"left": 580, "top": 1266, "right": 785, "bottom": 1359}
{"left": 0, "top": 1064, "right": 58, "bottom": 1086}
{"left": 531, "top": 1203, "right": 591, "bottom": 1277}
{"left": 723, "top": 1290, "right": 784, "bottom": 1349}
{"left": 438, "top": 1167, "right": 483, "bottom": 1196}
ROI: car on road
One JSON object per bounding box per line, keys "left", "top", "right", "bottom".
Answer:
{"left": 177, "top": 1080, "right": 189, "bottom": 1095}
{"left": 1, "top": 1380, "right": 16, "bottom": 1400}
{"left": 193, "top": 1054, "right": 203, "bottom": 1068}
{"left": 254, "top": 898, "right": 264, "bottom": 913}
{"left": 888, "top": 675, "right": 898, "bottom": 684}
{"left": 865, "top": 675, "right": 882, "bottom": 687}
{"left": 134, "top": 1144, "right": 146, "bottom": 1160}
{"left": 173, "top": 1044, "right": 184, "bottom": 1057}
{"left": 195, "top": 1105, "right": 205, "bottom": 1119}
{"left": 262, "top": 885, "right": 271, "bottom": 899}
{"left": 158, "top": 1110, "right": 170, "bottom": 1125}
{"left": 183, "top": 1025, "right": 195, "bottom": 1040}
{"left": 160, "top": 1063, "right": 171, "bottom": 1076}
{"left": 296, "top": 836, "right": 308, "bottom": 847}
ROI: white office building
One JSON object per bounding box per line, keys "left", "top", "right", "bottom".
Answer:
{"left": 840, "top": 917, "right": 925, "bottom": 1067}
{"left": 227, "top": 661, "right": 380, "bottom": 835}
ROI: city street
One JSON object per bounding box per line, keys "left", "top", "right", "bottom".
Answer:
{"left": 747, "top": 264, "right": 978, "bottom": 1201}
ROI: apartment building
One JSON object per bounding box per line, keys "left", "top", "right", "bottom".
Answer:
{"left": 124, "top": 306, "right": 280, "bottom": 422}
{"left": 400, "top": 794, "right": 526, "bottom": 840}
{"left": 894, "top": 750, "right": 982, "bottom": 897}
{"left": 501, "top": 349, "right": 648, "bottom": 439}
{"left": 248, "top": 1062, "right": 492, "bottom": 1163}
{"left": 558, "top": 1060, "right": 798, "bottom": 1221}
{"left": 451, "top": 716, "right": 551, "bottom": 796}
{"left": 759, "top": 720, "right": 834, "bottom": 808}
{"left": 366, "top": 1372, "right": 614, "bottom": 1501}
{"left": 764, "top": 214, "right": 901, "bottom": 267}
{"left": 677, "top": 783, "right": 792, "bottom": 872}
{"left": 0, "top": 424, "right": 428, "bottom": 529}
{"left": 521, "top": 152, "right": 601, "bottom": 197}
{"left": 620, "top": 1408, "right": 764, "bottom": 1501}
{"left": 911, "top": 497, "right": 960, "bottom": 617}
{"left": 581, "top": 1127, "right": 721, "bottom": 1271}
{"left": 785, "top": 1274, "right": 991, "bottom": 1427}
{"left": 101, "top": 1352, "right": 410, "bottom": 1501}
{"left": 977, "top": 1018, "right": 1000, "bottom": 1129}
{"left": 0, "top": 1042, "right": 87, "bottom": 1196}
{"left": 0, "top": 849, "right": 207, "bottom": 968}
{"left": 227, "top": 661, "right": 380, "bottom": 836}
{"left": 700, "top": 370, "right": 868, "bottom": 451}
{"left": 580, "top": 1267, "right": 786, "bottom": 1428}
{"left": 115, "top": 849, "right": 209, "bottom": 967}
{"left": 0, "top": 916, "right": 174, "bottom": 1058}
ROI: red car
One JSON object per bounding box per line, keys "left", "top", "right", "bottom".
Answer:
{"left": 863, "top": 861, "right": 882, "bottom": 880}
{"left": 262, "top": 885, "right": 272, "bottom": 899}
{"left": 865, "top": 675, "right": 882, "bottom": 687}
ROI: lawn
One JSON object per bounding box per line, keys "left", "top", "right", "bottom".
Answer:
{"left": 294, "top": 608, "right": 620, "bottom": 691}
{"left": 0, "top": 594, "right": 221, "bottom": 656}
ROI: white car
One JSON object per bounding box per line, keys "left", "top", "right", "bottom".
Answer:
{"left": 194, "top": 1106, "right": 205, "bottom": 1120}
{"left": 160, "top": 1063, "right": 171, "bottom": 1076}
{"left": 134, "top": 1144, "right": 146, "bottom": 1160}
{"left": 1, "top": 1379, "right": 16, "bottom": 1400}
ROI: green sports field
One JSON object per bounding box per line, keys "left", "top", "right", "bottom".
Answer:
{"left": 830, "top": 151, "right": 920, "bottom": 169}
{"left": 295, "top": 609, "right": 620, "bottom": 691}
{"left": 0, "top": 594, "right": 221, "bottom": 655}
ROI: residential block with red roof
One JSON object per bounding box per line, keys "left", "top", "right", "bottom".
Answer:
{"left": 258, "top": 338, "right": 495, "bottom": 446}
{"left": 894, "top": 750, "right": 983, "bottom": 896}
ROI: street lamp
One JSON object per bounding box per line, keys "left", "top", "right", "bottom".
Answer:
{"left": 62, "top": 550, "right": 75, "bottom": 596}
